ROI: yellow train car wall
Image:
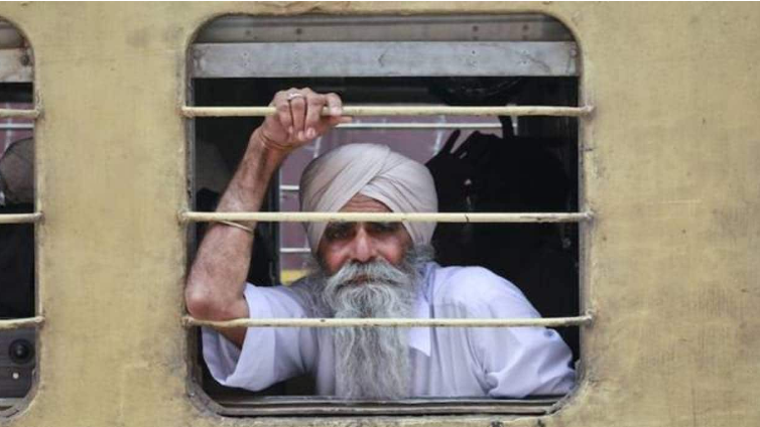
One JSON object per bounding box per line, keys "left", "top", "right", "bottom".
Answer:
{"left": 0, "top": 2, "right": 758, "bottom": 427}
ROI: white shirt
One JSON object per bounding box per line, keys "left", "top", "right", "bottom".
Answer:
{"left": 202, "top": 263, "right": 576, "bottom": 398}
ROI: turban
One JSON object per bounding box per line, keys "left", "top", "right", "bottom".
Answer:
{"left": 299, "top": 143, "right": 437, "bottom": 253}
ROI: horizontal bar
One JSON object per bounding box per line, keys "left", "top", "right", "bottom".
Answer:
{"left": 182, "top": 314, "right": 592, "bottom": 329}
{"left": 0, "top": 108, "right": 39, "bottom": 120}
{"left": 280, "top": 247, "right": 311, "bottom": 254}
{"left": 182, "top": 211, "right": 592, "bottom": 224}
{"left": 0, "top": 123, "right": 33, "bottom": 130}
{"left": 215, "top": 398, "right": 554, "bottom": 417}
{"left": 336, "top": 122, "right": 502, "bottom": 130}
{"left": 182, "top": 105, "right": 593, "bottom": 118}
{"left": 0, "top": 316, "right": 44, "bottom": 331}
{"left": 279, "top": 184, "right": 300, "bottom": 192}
{"left": 191, "top": 41, "right": 578, "bottom": 78}
{"left": 0, "top": 212, "right": 42, "bottom": 224}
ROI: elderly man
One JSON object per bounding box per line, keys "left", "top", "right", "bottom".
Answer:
{"left": 185, "top": 88, "right": 575, "bottom": 399}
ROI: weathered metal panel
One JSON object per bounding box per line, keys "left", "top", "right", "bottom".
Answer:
{"left": 0, "top": 2, "right": 754, "bottom": 427}
{"left": 191, "top": 41, "right": 579, "bottom": 77}
{"left": 195, "top": 14, "right": 574, "bottom": 43}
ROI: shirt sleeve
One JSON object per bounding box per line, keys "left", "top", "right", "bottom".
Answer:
{"left": 435, "top": 267, "right": 576, "bottom": 398}
{"left": 473, "top": 313, "right": 576, "bottom": 398}
{"left": 201, "top": 284, "right": 316, "bottom": 392}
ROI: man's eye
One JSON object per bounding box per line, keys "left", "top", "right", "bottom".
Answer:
{"left": 324, "top": 222, "right": 356, "bottom": 241}
{"left": 366, "top": 222, "right": 401, "bottom": 234}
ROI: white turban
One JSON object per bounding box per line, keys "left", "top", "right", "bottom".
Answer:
{"left": 299, "top": 143, "right": 438, "bottom": 254}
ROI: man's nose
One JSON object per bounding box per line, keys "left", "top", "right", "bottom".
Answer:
{"left": 347, "top": 228, "right": 377, "bottom": 263}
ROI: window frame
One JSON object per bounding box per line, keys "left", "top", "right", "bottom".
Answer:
{"left": 183, "top": 11, "right": 590, "bottom": 418}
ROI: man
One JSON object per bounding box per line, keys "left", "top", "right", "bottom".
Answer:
{"left": 185, "top": 88, "right": 575, "bottom": 399}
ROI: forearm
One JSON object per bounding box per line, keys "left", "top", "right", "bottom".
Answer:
{"left": 185, "top": 87, "right": 346, "bottom": 347}
{"left": 186, "top": 130, "right": 286, "bottom": 321}
{"left": 218, "top": 129, "right": 288, "bottom": 216}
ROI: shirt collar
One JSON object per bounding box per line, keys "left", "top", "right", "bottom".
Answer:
{"left": 408, "top": 263, "right": 435, "bottom": 357}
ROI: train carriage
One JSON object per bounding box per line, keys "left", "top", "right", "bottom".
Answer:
{"left": 0, "top": 2, "right": 758, "bottom": 427}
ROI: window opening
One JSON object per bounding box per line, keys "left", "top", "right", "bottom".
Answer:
{"left": 0, "top": 18, "right": 37, "bottom": 415}
{"left": 186, "top": 13, "right": 586, "bottom": 416}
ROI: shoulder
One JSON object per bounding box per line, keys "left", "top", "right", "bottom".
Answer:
{"left": 427, "top": 265, "right": 539, "bottom": 318}
{"left": 429, "top": 264, "right": 521, "bottom": 303}
{"left": 242, "top": 282, "right": 312, "bottom": 317}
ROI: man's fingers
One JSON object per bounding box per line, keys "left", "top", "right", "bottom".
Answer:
{"left": 287, "top": 89, "right": 307, "bottom": 141}
{"left": 322, "top": 93, "right": 347, "bottom": 131}
{"left": 326, "top": 93, "right": 343, "bottom": 117}
{"left": 305, "top": 91, "right": 327, "bottom": 140}
{"left": 273, "top": 92, "right": 294, "bottom": 136}
{"left": 267, "top": 88, "right": 344, "bottom": 145}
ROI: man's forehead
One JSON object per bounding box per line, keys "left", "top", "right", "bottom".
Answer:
{"left": 339, "top": 194, "right": 392, "bottom": 213}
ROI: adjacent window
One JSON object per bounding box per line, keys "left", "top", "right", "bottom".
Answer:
{"left": 186, "top": 13, "right": 584, "bottom": 416}
{"left": 0, "top": 18, "right": 36, "bottom": 415}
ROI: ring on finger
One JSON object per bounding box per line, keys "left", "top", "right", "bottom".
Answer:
{"left": 286, "top": 92, "right": 305, "bottom": 102}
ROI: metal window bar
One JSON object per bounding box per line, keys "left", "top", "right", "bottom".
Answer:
{"left": 280, "top": 184, "right": 299, "bottom": 192}
{"left": 0, "top": 123, "right": 34, "bottom": 130}
{"left": 0, "top": 108, "right": 40, "bottom": 120}
{"left": 335, "top": 122, "right": 502, "bottom": 130}
{"left": 182, "top": 105, "right": 593, "bottom": 118}
{"left": 182, "top": 313, "right": 592, "bottom": 329}
{"left": 0, "top": 317, "right": 44, "bottom": 331}
{"left": 182, "top": 211, "right": 591, "bottom": 224}
{"left": 280, "top": 247, "right": 311, "bottom": 254}
{"left": 0, "top": 212, "right": 42, "bottom": 224}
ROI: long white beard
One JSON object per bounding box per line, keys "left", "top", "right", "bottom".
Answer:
{"left": 307, "top": 246, "right": 432, "bottom": 399}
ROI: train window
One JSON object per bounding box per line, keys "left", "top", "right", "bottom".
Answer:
{"left": 0, "top": 18, "right": 38, "bottom": 416}
{"left": 184, "top": 13, "right": 589, "bottom": 417}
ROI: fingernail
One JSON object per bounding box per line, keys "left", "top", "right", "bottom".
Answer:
{"left": 298, "top": 131, "right": 305, "bottom": 140}
{"left": 331, "top": 107, "right": 341, "bottom": 115}
{"left": 307, "top": 128, "right": 316, "bottom": 139}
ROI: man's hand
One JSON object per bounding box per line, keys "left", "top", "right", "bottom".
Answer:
{"left": 256, "top": 87, "right": 351, "bottom": 154}
{"left": 187, "top": 87, "right": 350, "bottom": 348}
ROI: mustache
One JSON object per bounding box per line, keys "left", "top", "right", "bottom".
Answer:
{"left": 296, "top": 244, "right": 435, "bottom": 319}
{"left": 327, "top": 259, "right": 410, "bottom": 289}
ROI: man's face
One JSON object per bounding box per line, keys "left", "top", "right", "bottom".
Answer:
{"left": 317, "top": 194, "right": 413, "bottom": 276}
{"left": 311, "top": 194, "right": 418, "bottom": 399}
